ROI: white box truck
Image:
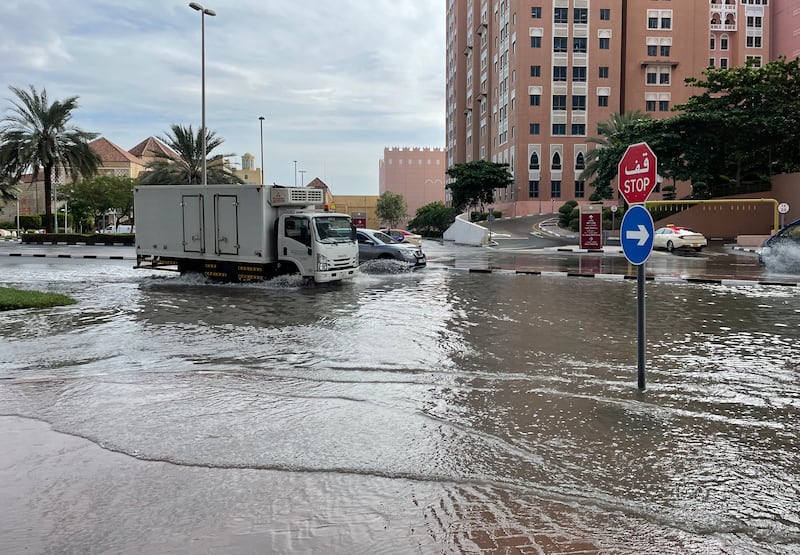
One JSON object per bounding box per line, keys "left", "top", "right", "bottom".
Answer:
{"left": 134, "top": 184, "right": 359, "bottom": 283}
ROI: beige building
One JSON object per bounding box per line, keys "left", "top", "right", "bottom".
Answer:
{"left": 379, "top": 147, "right": 446, "bottom": 226}
{"left": 446, "top": 0, "right": 778, "bottom": 215}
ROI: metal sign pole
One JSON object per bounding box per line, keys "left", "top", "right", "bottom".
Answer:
{"left": 637, "top": 263, "right": 646, "bottom": 390}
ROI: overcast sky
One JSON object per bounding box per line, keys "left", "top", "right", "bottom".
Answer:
{"left": 0, "top": 0, "right": 446, "bottom": 195}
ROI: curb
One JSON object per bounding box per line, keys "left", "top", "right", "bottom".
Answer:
{"left": 445, "top": 267, "right": 799, "bottom": 287}
{"left": 3, "top": 252, "right": 135, "bottom": 261}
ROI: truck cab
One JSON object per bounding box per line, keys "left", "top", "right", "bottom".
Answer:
{"left": 278, "top": 212, "right": 359, "bottom": 283}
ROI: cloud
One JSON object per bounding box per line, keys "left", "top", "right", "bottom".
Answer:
{"left": 0, "top": 0, "right": 445, "bottom": 195}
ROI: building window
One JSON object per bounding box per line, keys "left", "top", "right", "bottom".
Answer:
{"left": 552, "top": 124, "right": 567, "bottom": 135}
{"left": 746, "top": 36, "right": 762, "bottom": 48}
{"left": 660, "top": 72, "right": 670, "bottom": 85}
{"left": 554, "top": 8, "right": 568, "bottom": 23}
{"left": 710, "top": 35, "right": 716, "bottom": 50}
{"left": 573, "top": 37, "right": 587, "bottom": 53}
{"left": 598, "top": 95, "right": 609, "bottom": 107}
{"left": 554, "top": 37, "right": 568, "bottom": 52}
{"left": 647, "top": 45, "right": 657, "bottom": 56}
{"left": 576, "top": 152, "right": 586, "bottom": 170}
{"left": 646, "top": 100, "right": 657, "bottom": 112}
{"left": 720, "top": 58, "right": 728, "bottom": 68}
{"left": 599, "top": 37, "right": 610, "bottom": 49}
{"left": 531, "top": 36, "right": 542, "bottom": 48}
{"left": 572, "top": 95, "right": 586, "bottom": 111}
{"left": 530, "top": 65, "right": 541, "bottom": 77}
{"left": 530, "top": 152, "right": 540, "bottom": 170}
{"left": 720, "top": 35, "right": 729, "bottom": 50}
{"left": 648, "top": 16, "right": 658, "bottom": 29}
{"left": 551, "top": 181, "right": 562, "bottom": 198}
{"left": 571, "top": 124, "right": 586, "bottom": 135}
{"left": 659, "top": 100, "right": 670, "bottom": 112}
{"left": 709, "top": 58, "right": 715, "bottom": 67}
{"left": 661, "top": 17, "right": 671, "bottom": 29}
{"left": 660, "top": 45, "right": 671, "bottom": 56}
{"left": 647, "top": 70, "right": 657, "bottom": 84}
{"left": 746, "top": 55, "right": 762, "bottom": 67}
{"left": 574, "top": 8, "right": 588, "bottom": 24}
{"left": 553, "top": 95, "right": 567, "bottom": 110}
{"left": 530, "top": 94, "right": 541, "bottom": 106}
{"left": 530, "top": 123, "right": 540, "bottom": 135}
{"left": 553, "top": 66, "right": 568, "bottom": 81}
{"left": 552, "top": 153, "right": 562, "bottom": 170}
{"left": 599, "top": 66, "right": 609, "bottom": 78}
{"left": 575, "top": 180, "right": 586, "bottom": 198}
{"left": 573, "top": 66, "right": 586, "bottom": 82}
{"left": 529, "top": 180, "right": 540, "bottom": 198}
{"left": 531, "top": 6, "right": 542, "bottom": 18}
{"left": 600, "top": 8, "right": 611, "bottom": 20}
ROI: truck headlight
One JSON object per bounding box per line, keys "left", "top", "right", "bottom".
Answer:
{"left": 317, "top": 253, "right": 329, "bottom": 271}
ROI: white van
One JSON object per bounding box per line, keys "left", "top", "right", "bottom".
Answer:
{"left": 102, "top": 224, "right": 135, "bottom": 234}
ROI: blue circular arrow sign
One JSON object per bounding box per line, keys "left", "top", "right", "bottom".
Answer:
{"left": 620, "top": 205, "right": 654, "bottom": 265}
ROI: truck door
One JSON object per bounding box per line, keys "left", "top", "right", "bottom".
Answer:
{"left": 279, "top": 215, "right": 314, "bottom": 274}
{"left": 214, "top": 194, "right": 240, "bottom": 255}
{"left": 181, "top": 194, "right": 205, "bottom": 253}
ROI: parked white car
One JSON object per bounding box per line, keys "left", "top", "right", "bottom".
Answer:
{"left": 102, "top": 224, "right": 135, "bottom": 234}
{"left": 653, "top": 225, "right": 706, "bottom": 252}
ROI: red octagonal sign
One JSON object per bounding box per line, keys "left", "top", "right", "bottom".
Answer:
{"left": 618, "top": 142, "right": 657, "bottom": 205}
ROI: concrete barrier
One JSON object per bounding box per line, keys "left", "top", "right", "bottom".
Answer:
{"left": 443, "top": 213, "right": 488, "bottom": 246}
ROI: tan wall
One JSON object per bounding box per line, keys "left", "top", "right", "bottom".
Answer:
{"left": 331, "top": 195, "right": 380, "bottom": 230}
{"left": 651, "top": 198, "right": 781, "bottom": 239}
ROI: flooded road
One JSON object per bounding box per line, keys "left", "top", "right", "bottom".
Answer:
{"left": 1, "top": 248, "right": 798, "bottom": 554}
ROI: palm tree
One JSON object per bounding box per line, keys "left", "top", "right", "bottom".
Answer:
{"left": 139, "top": 124, "right": 243, "bottom": 185}
{"left": 580, "top": 111, "right": 650, "bottom": 200}
{"left": 0, "top": 86, "right": 100, "bottom": 232}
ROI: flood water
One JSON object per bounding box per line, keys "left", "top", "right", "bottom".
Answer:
{"left": 1, "top": 253, "right": 798, "bottom": 554}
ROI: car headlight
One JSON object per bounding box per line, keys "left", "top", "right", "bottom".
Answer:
{"left": 317, "top": 253, "right": 329, "bottom": 271}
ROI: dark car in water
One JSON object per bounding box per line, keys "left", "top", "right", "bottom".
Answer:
{"left": 356, "top": 229, "right": 426, "bottom": 267}
{"left": 758, "top": 218, "right": 800, "bottom": 270}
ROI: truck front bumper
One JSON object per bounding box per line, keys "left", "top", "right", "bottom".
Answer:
{"left": 314, "top": 266, "right": 359, "bottom": 283}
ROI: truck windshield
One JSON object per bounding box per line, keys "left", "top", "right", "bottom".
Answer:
{"left": 314, "top": 216, "right": 356, "bottom": 244}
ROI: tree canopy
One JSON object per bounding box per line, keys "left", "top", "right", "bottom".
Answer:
{"left": 582, "top": 58, "right": 800, "bottom": 200}
{"left": 0, "top": 85, "right": 100, "bottom": 231}
{"left": 446, "top": 160, "right": 513, "bottom": 212}
{"left": 407, "top": 201, "right": 456, "bottom": 237}
{"left": 138, "top": 124, "right": 243, "bottom": 185}
{"left": 64, "top": 175, "right": 135, "bottom": 231}
{"left": 375, "top": 191, "right": 407, "bottom": 228}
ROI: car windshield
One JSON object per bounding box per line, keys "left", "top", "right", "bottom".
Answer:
{"left": 314, "top": 216, "right": 355, "bottom": 243}
{"left": 372, "top": 231, "right": 400, "bottom": 244}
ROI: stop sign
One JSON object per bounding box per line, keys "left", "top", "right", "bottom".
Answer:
{"left": 618, "top": 142, "right": 657, "bottom": 204}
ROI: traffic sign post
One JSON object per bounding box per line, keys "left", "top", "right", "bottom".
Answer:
{"left": 617, "top": 143, "right": 657, "bottom": 391}
{"left": 778, "top": 202, "right": 790, "bottom": 229}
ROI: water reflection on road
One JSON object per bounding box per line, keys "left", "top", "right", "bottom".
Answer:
{"left": 0, "top": 252, "right": 798, "bottom": 554}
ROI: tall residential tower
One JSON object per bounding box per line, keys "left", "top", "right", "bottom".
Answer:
{"left": 445, "top": 0, "right": 774, "bottom": 214}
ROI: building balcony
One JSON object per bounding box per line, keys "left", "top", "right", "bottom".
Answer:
{"left": 710, "top": 23, "right": 737, "bottom": 32}
{"left": 640, "top": 59, "right": 680, "bottom": 67}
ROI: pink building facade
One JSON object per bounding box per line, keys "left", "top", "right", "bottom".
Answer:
{"left": 379, "top": 147, "right": 447, "bottom": 226}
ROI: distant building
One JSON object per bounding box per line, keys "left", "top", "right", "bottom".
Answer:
{"left": 379, "top": 147, "right": 446, "bottom": 226}
{"left": 225, "top": 153, "right": 262, "bottom": 184}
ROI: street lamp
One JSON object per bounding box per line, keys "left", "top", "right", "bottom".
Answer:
{"left": 293, "top": 160, "right": 297, "bottom": 187}
{"left": 258, "top": 116, "right": 265, "bottom": 185}
{"left": 298, "top": 170, "right": 306, "bottom": 187}
{"left": 189, "top": 2, "right": 216, "bottom": 185}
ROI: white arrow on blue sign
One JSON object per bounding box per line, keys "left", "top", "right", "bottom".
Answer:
{"left": 620, "top": 205, "right": 654, "bottom": 265}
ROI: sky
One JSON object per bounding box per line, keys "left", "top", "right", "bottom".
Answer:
{"left": 0, "top": 0, "right": 446, "bottom": 195}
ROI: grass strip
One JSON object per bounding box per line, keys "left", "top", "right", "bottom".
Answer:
{"left": 0, "top": 286, "right": 76, "bottom": 311}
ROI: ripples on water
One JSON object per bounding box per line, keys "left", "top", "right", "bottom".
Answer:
{"left": 0, "top": 259, "right": 798, "bottom": 553}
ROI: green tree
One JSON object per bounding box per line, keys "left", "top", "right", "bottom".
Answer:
{"left": 375, "top": 191, "right": 407, "bottom": 228}
{"left": 445, "top": 160, "right": 513, "bottom": 213}
{"left": 0, "top": 85, "right": 100, "bottom": 232}
{"left": 138, "top": 124, "right": 243, "bottom": 185}
{"left": 65, "top": 175, "right": 135, "bottom": 231}
{"left": 407, "top": 201, "right": 456, "bottom": 237}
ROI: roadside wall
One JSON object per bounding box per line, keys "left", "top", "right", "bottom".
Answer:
{"left": 443, "top": 213, "right": 488, "bottom": 246}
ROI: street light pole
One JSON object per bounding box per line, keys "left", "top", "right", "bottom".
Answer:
{"left": 189, "top": 2, "right": 216, "bottom": 185}
{"left": 298, "top": 170, "right": 306, "bottom": 186}
{"left": 293, "top": 160, "right": 297, "bottom": 187}
{"left": 258, "top": 116, "right": 265, "bottom": 185}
